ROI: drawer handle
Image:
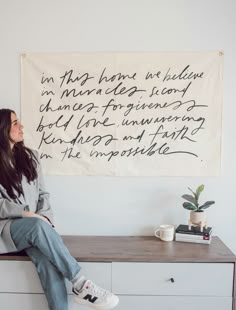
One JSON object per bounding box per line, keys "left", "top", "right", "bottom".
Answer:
{"left": 170, "top": 278, "right": 175, "bottom": 283}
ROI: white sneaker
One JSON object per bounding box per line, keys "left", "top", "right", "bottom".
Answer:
{"left": 73, "top": 279, "right": 119, "bottom": 310}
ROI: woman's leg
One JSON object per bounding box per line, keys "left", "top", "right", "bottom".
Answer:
{"left": 10, "top": 217, "right": 81, "bottom": 281}
{"left": 10, "top": 217, "right": 119, "bottom": 310}
{"left": 26, "top": 247, "right": 68, "bottom": 310}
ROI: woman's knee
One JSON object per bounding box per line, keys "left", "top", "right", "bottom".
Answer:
{"left": 18, "top": 217, "right": 52, "bottom": 237}
{"left": 30, "top": 217, "right": 54, "bottom": 236}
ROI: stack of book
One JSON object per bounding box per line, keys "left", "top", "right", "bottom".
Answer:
{"left": 175, "top": 224, "right": 212, "bottom": 244}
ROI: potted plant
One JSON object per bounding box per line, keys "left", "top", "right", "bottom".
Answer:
{"left": 182, "top": 184, "right": 215, "bottom": 231}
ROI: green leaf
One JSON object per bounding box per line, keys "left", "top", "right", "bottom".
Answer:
{"left": 196, "top": 184, "right": 204, "bottom": 199}
{"left": 187, "top": 187, "right": 198, "bottom": 201}
{"left": 199, "top": 201, "right": 215, "bottom": 210}
{"left": 183, "top": 202, "right": 198, "bottom": 211}
{"left": 181, "top": 194, "right": 197, "bottom": 206}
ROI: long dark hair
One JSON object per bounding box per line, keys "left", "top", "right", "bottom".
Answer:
{"left": 0, "top": 109, "right": 38, "bottom": 199}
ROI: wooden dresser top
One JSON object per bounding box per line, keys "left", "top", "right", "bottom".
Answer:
{"left": 0, "top": 236, "right": 235, "bottom": 262}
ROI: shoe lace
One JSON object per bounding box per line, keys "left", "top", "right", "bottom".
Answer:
{"left": 86, "top": 281, "right": 110, "bottom": 299}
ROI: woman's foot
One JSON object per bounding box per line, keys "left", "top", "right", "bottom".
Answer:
{"left": 73, "top": 277, "right": 119, "bottom": 310}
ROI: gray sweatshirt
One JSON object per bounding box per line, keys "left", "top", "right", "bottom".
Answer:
{"left": 0, "top": 151, "right": 53, "bottom": 254}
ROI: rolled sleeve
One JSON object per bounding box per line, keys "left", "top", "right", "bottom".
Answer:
{"left": 35, "top": 152, "right": 54, "bottom": 224}
{"left": 0, "top": 198, "right": 29, "bottom": 219}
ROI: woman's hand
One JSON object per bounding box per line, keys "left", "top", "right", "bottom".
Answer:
{"left": 22, "top": 211, "right": 52, "bottom": 226}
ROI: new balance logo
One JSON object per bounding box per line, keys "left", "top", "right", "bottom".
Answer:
{"left": 84, "top": 294, "right": 98, "bottom": 303}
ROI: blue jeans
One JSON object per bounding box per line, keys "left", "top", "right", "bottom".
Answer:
{"left": 10, "top": 217, "right": 81, "bottom": 310}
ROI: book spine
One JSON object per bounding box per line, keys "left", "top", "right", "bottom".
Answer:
{"left": 176, "top": 230, "right": 211, "bottom": 236}
{"left": 175, "top": 233, "right": 211, "bottom": 240}
{"left": 175, "top": 237, "right": 211, "bottom": 244}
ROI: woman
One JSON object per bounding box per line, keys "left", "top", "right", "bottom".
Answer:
{"left": 0, "top": 108, "right": 119, "bottom": 310}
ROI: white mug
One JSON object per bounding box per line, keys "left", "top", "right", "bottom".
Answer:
{"left": 154, "top": 224, "right": 175, "bottom": 242}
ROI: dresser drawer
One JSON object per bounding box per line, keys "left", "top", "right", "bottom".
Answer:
{"left": 0, "top": 293, "right": 102, "bottom": 310}
{"left": 0, "top": 261, "right": 111, "bottom": 293}
{"left": 1, "top": 294, "right": 231, "bottom": 310}
{"left": 115, "top": 296, "right": 232, "bottom": 310}
{"left": 112, "top": 262, "right": 234, "bottom": 296}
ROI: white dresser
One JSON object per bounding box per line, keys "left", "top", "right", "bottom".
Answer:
{"left": 0, "top": 236, "right": 235, "bottom": 310}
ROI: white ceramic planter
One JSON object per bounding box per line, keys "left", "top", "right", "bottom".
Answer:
{"left": 189, "top": 211, "right": 207, "bottom": 231}
{"left": 190, "top": 211, "right": 206, "bottom": 224}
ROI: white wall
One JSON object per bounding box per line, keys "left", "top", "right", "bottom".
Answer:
{"left": 1, "top": 0, "right": 236, "bottom": 253}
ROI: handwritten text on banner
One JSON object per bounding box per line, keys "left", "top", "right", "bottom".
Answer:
{"left": 21, "top": 52, "right": 223, "bottom": 176}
